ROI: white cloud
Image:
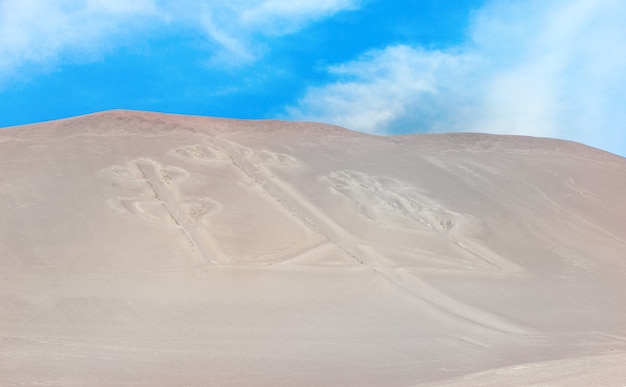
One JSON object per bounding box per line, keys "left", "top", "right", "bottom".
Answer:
{"left": 189, "top": 0, "right": 361, "bottom": 66}
{"left": 240, "top": 0, "right": 359, "bottom": 34}
{"left": 0, "top": 0, "right": 158, "bottom": 83}
{"left": 0, "top": 0, "right": 361, "bottom": 81}
{"left": 289, "top": 0, "right": 626, "bottom": 156}
{"left": 287, "top": 46, "right": 475, "bottom": 135}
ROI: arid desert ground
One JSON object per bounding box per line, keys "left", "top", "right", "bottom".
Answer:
{"left": 1, "top": 110, "right": 625, "bottom": 385}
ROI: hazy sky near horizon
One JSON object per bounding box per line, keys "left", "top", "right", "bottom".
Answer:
{"left": 1, "top": 0, "right": 625, "bottom": 156}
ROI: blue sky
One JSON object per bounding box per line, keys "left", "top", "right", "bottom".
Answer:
{"left": 1, "top": 0, "right": 625, "bottom": 156}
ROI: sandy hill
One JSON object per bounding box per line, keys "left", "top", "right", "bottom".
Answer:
{"left": 1, "top": 110, "right": 625, "bottom": 385}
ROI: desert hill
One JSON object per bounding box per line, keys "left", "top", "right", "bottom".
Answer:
{"left": 1, "top": 110, "right": 625, "bottom": 385}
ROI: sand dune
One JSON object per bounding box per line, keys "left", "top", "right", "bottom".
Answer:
{"left": 1, "top": 110, "right": 625, "bottom": 385}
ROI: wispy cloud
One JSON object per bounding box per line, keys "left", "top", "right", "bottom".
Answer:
{"left": 0, "top": 0, "right": 158, "bottom": 81}
{"left": 0, "top": 0, "right": 361, "bottom": 81}
{"left": 287, "top": 45, "right": 476, "bottom": 135}
{"left": 288, "top": 0, "right": 626, "bottom": 155}
{"left": 240, "top": 0, "right": 359, "bottom": 34}
{"left": 189, "top": 0, "right": 361, "bottom": 66}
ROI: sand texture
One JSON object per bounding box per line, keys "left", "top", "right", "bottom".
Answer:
{"left": 1, "top": 110, "right": 625, "bottom": 385}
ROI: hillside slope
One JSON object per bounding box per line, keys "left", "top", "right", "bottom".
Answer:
{"left": 1, "top": 110, "right": 625, "bottom": 385}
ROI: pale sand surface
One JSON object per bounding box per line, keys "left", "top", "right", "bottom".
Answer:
{"left": 1, "top": 110, "right": 625, "bottom": 385}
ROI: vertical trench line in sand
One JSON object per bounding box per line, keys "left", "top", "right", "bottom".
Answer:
{"left": 209, "top": 137, "right": 532, "bottom": 334}
{"left": 210, "top": 137, "right": 367, "bottom": 265}
{"left": 135, "top": 161, "right": 218, "bottom": 265}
